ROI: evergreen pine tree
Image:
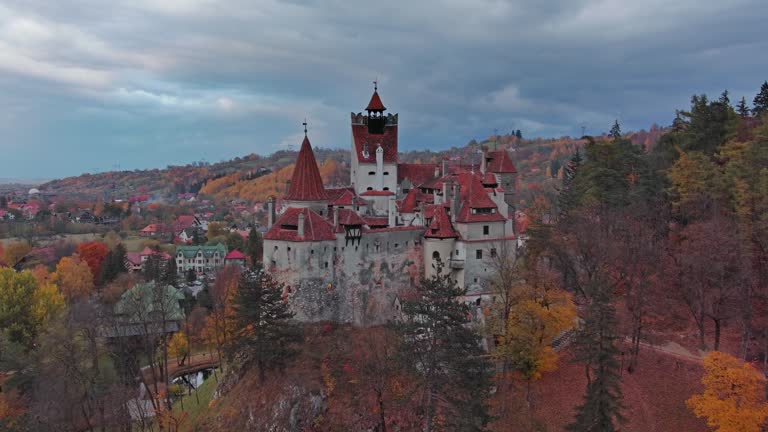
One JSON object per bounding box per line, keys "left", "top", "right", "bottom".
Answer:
{"left": 753, "top": 81, "right": 768, "bottom": 116}
{"left": 718, "top": 89, "right": 730, "bottom": 106}
{"left": 515, "top": 129, "right": 523, "bottom": 139}
{"left": 163, "top": 257, "right": 177, "bottom": 287}
{"left": 737, "top": 96, "right": 751, "bottom": 118}
{"left": 245, "top": 227, "right": 263, "bottom": 267}
{"left": 398, "top": 261, "right": 495, "bottom": 431}
{"left": 567, "top": 281, "right": 625, "bottom": 432}
{"left": 609, "top": 120, "right": 622, "bottom": 140}
{"left": 228, "top": 269, "right": 302, "bottom": 381}
{"left": 557, "top": 148, "right": 584, "bottom": 218}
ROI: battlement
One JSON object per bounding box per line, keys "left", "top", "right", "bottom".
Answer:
{"left": 351, "top": 112, "right": 398, "bottom": 126}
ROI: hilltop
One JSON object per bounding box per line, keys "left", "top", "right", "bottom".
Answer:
{"left": 38, "top": 127, "right": 665, "bottom": 206}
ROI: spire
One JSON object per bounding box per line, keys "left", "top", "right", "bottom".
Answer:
{"left": 285, "top": 132, "right": 329, "bottom": 201}
{"left": 366, "top": 81, "right": 386, "bottom": 112}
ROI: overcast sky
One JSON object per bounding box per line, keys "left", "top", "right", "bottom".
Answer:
{"left": 0, "top": 0, "right": 766, "bottom": 179}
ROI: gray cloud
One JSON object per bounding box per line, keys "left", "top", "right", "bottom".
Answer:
{"left": 0, "top": 0, "right": 766, "bottom": 178}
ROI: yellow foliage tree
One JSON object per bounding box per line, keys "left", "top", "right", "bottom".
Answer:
{"left": 168, "top": 332, "right": 190, "bottom": 366}
{"left": 53, "top": 255, "right": 94, "bottom": 301}
{"left": 494, "top": 280, "right": 577, "bottom": 405}
{"left": 687, "top": 351, "right": 768, "bottom": 432}
{"left": 3, "top": 241, "right": 31, "bottom": 267}
{"left": 32, "top": 281, "right": 65, "bottom": 326}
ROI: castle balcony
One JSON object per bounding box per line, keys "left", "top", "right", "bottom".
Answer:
{"left": 448, "top": 258, "right": 465, "bottom": 269}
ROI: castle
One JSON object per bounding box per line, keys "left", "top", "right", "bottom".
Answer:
{"left": 262, "top": 85, "right": 518, "bottom": 324}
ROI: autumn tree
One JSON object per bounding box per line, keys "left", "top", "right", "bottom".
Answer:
{"left": 398, "top": 261, "right": 495, "bottom": 431}
{"left": 668, "top": 218, "right": 742, "bottom": 350}
{"left": 53, "top": 255, "right": 94, "bottom": 301}
{"left": 77, "top": 241, "right": 109, "bottom": 285}
{"left": 687, "top": 351, "right": 768, "bottom": 432}
{"left": 495, "top": 277, "right": 577, "bottom": 407}
{"left": 3, "top": 241, "right": 31, "bottom": 268}
{"left": 0, "top": 268, "right": 39, "bottom": 346}
{"left": 227, "top": 269, "right": 302, "bottom": 382}
{"left": 167, "top": 332, "right": 189, "bottom": 366}
{"left": 206, "top": 265, "right": 240, "bottom": 366}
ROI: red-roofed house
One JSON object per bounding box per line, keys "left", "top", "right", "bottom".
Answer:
{"left": 224, "top": 249, "right": 247, "bottom": 267}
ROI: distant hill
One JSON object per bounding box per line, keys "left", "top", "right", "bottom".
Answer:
{"left": 37, "top": 127, "right": 666, "bottom": 205}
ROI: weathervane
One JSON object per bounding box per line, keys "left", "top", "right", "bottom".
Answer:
{"left": 302, "top": 118, "right": 307, "bottom": 136}
{"left": 373, "top": 78, "right": 378, "bottom": 91}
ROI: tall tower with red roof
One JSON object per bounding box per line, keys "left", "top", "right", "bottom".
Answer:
{"left": 350, "top": 83, "right": 399, "bottom": 217}
{"left": 284, "top": 129, "right": 330, "bottom": 216}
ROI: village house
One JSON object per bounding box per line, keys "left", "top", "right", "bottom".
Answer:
{"left": 175, "top": 243, "right": 228, "bottom": 275}
{"left": 124, "top": 247, "right": 173, "bottom": 273}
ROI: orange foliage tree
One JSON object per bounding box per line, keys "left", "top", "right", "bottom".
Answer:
{"left": 687, "top": 351, "right": 768, "bottom": 432}
{"left": 53, "top": 255, "right": 94, "bottom": 301}
{"left": 77, "top": 241, "right": 108, "bottom": 284}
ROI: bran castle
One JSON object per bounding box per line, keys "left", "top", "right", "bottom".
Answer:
{"left": 262, "top": 85, "right": 519, "bottom": 324}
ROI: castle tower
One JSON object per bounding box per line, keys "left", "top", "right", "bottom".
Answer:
{"left": 284, "top": 129, "right": 329, "bottom": 215}
{"left": 350, "top": 83, "right": 399, "bottom": 216}
{"left": 366, "top": 81, "right": 387, "bottom": 134}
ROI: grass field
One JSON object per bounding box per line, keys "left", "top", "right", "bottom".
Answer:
{"left": 170, "top": 370, "right": 219, "bottom": 432}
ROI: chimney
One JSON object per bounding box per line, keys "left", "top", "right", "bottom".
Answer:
{"left": 333, "top": 206, "right": 339, "bottom": 227}
{"left": 267, "top": 197, "right": 275, "bottom": 229}
{"left": 452, "top": 184, "right": 461, "bottom": 224}
{"left": 442, "top": 180, "right": 450, "bottom": 203}
{"left": 480, "top": 147, "right": 488, "bottom": 174}
{"left": 298, "top": 211, "right": 305, "bottom": 237}
{"left": 441, "top": 158, "right": 447, "bottom": 177}
{"left": 388, "top": 196, "right": 396, "bottom": 227}
{"left": 433, "top": 165, "right": 439, "bottom": 178}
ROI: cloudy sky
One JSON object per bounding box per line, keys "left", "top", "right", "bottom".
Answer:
{"left": 0, "top": 0, "right": 766, "bottom": 179}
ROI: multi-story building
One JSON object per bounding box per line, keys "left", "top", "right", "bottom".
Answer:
{"left": 175, "top": 244, "right": 227, "bottom": 275}
{"left": 263, "top": 85, "right": 518, "bottom": 324}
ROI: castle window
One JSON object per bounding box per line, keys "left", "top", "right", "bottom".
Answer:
{"left": 367, "top": 187, "right": 373, "bottom": 191}
{"left": 474, "top": 278, "right": 478, "bottom": 283}
{"left": 490, "top": 248, "right": 497, "bottom": 258}
{"left": 476, "top": 298, "right": 482, "bottom": 306}
{"left": 476, "top": 249, "right": 483, "bottom": 259}
{"left": 383, "top": 171, "right": 389, "bottom": 175}
{"left": 394, "top": 243, "right": 399, "bottom": 248}
{"left": 369, "top": 171, "right": 376, "bottom": 175}
{"left": 483, "top": 225, "right": 489, "bottom": 235}
{"left": 383, "top": 187, "right": 390, "bottom": 191}
{"left": 274, "top": 246, "right": 278, "bottom": 251}
{"left": 287, "top": 247, "right": 291, "bottom": 252}
{"left": 432, "top": 251, "right": 441, "bottom": 260}
{"left": 325, "top": 262, "right": 329, "bottom": 268}
{"left": 311, "top": 249, "right": 314, "bottom": 254}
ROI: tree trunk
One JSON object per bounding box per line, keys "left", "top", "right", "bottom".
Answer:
{"left": 714, "top": 318, "right": 721, "bottom": 352}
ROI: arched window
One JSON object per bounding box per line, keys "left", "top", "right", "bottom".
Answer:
{"left": 432, "top": 251, "right": 441, "bottom": 260}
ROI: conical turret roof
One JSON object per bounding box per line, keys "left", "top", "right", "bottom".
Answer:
{"left": 366, "top": 90, "right": 386, "bottom": 111}
{"left": 285, "top": 135, "right": 329, "bottom": 201}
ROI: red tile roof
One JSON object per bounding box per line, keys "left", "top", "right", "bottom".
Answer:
{"left": 398, "top": 188, "right": 430, "bottom": 213}
{"left": 336, "top": 208, "right": 366, "bottom": 226}
{"left": 225, "top": 249, "right": 247, "bottom": 260}
{"left": 264, "top": 208, "right": 336, "bottom": 242}
{"left": 352, "top": 124, "right": 398, "bottom": 164}
{"left": 424, "top": 205, "right": 459, "bottom": 239}
{"left": 366, "top": 90, "right": 386, "bottom": 111}
{"left": 456, "top": 172, "right": 506, "bottom": 223}
{"left": 330, "top": 189, "right": 367, "bottom": 206}
{"left": 140, "top": 223, "right": 166, "bottom": 233}
{"left": 360, "top": 190, "right": 394, "bottom": 196}
{"left": 481, "top": 172, "right": 498, "bottom": 186}
{"left": 173, "top": 215, "right": 196, "bottom": 230}
{"left": 486, "top": 150, "right": 517, "bottom": 173}
{"left": 285, "top": 136, "right": 329, "bottom": 201}
{"left": 363, "top": 216, "right": 389, "bottom": 227}
{"left": 398, "top": 163, "right": 437, "bottom": 186}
